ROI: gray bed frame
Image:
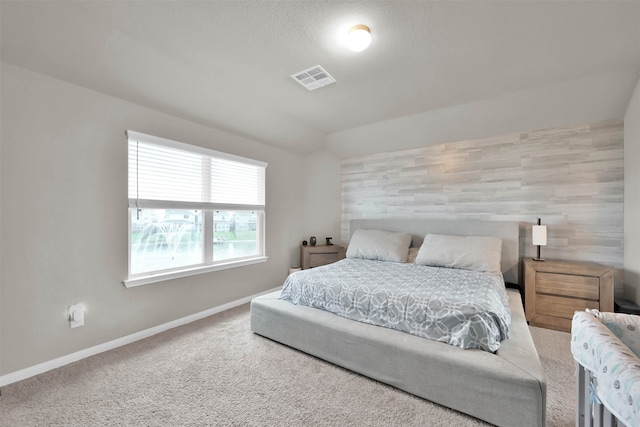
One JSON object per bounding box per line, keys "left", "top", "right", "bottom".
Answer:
{"left": 251, "top": 219, "right": 546, "bottom": 426}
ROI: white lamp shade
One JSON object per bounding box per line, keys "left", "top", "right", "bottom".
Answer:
{"left": 532, "top": 225, "right": 547, "bottom": 246}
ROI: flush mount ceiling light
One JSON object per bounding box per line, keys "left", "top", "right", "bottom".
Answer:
{"left": 347, "top": 24, "right": 371, "bottom": 52}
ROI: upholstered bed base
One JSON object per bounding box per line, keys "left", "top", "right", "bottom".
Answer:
{"left": 251, "top": 288, "right": 546, "bottom": 427}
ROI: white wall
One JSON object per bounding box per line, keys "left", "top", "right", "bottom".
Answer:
{"left": 300, "top": 150, "right": 342, "bottom": 257}
{"left": 327, "top": 68, "right": 639, "bottom": 158}
{"left": 624, "top": 76, "right": 640, "bottom": 304}
{"left": 0, "top": 62, "right": 306, "bottom": 376}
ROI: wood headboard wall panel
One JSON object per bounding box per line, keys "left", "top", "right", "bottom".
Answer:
{"left": 341, "top": 119, "right": 623, "bottom": 294}
{"left": 350, "top": 219, "right": 521, "bottom": 285}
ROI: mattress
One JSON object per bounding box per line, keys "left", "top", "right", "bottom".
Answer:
{"left": 280, "top": 258, "right": 511, "bottom": 352}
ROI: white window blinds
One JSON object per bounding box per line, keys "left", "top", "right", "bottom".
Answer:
{"left": 127, "top": 131, "right": 267, "bottom": 210}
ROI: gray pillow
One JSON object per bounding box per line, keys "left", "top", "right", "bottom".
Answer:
{"left": 346, "top": 229, "right": 412, "bottom": 263}
{"left": 415, "top": 234, "right": 502, "bottom": 273}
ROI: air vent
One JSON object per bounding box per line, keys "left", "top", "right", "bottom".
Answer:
{"left": 291, "top": 65, "right": 336, "bottom": 91}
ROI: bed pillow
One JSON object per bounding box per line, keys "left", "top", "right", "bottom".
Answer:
{"left": 346, "top": 229, "right": 412, "bottom": 263}
{"left": 415, "top": 234, "right": 502, "bottom": 273}
{"left": 406, "top": 247, "right": 420, "bottom": 263}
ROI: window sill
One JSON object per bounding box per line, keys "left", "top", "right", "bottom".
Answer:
{"left": 123, "top": 256, "right": 268, "bottom": 288}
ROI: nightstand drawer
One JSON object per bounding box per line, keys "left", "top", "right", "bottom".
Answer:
{"left": 536, "top": 294, "right": 599, "bottom": 319}
{"left": 309, "top": 252, "right": 341, "bottom": 268}
{"left": 536, "top": 272, "right": 599, "bottom": 300}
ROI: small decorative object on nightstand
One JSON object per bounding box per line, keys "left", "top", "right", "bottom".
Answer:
{"left": 300, "top": 243, "right": 345, "bottom": 269}
{"left": 524, "top": 259, "right": 614, "bottom": 332}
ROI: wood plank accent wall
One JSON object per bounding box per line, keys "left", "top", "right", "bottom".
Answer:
{"left": 341, "top": 119, "right": 624, "bottom": 293}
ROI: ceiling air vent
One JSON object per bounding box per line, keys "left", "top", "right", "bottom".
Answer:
{"left": 291, "top": 65, "right": 336, "bottom": 91}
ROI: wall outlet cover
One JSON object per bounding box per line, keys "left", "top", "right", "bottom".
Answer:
{"left": 69, "top": 304, "right": 85, "bottom": 328}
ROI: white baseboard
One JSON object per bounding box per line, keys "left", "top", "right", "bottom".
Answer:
{"left": 0, "top": 287, "right": 280, "bottom": 388}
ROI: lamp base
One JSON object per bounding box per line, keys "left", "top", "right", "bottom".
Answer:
{"left": 533, "top": 245, "right": 545, "bottom": 262}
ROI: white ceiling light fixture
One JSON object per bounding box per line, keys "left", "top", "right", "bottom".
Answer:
{"left": 347, "top": 24, "right": 371, "bottom": 52}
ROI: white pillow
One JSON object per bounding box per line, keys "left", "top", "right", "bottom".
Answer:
{"left": 415, "top": 234, "right": 502, "bottom": 273}
{"left": 346, "top": 229, "right": 412, "bottom": 263}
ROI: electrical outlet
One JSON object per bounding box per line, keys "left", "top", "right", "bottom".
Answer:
{"left": 69, "top": 304, "right": 85, "bottom": 328}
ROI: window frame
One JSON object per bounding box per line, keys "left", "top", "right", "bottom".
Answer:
{"left": 124, "top": 131, "right": 268, "bottom": 288}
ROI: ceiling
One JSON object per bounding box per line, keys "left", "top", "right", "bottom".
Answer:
{"left": 2, "top": 1, "right": 639, "bottom": 157}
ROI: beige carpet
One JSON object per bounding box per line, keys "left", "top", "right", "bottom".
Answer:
{"left": 0, "top": 304, "right": 574, "bottom": 426}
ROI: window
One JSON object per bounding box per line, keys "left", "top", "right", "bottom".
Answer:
{"left": 125, "top": 130, "right": 267, "bottom": 287}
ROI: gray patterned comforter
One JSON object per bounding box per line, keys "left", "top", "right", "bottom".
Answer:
{"left": 280, "top": 258, "right": 511, "bottom": 352}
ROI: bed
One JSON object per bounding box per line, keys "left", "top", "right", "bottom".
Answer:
{"left": 251, "top": 219, "right": 546, "bottom": 426}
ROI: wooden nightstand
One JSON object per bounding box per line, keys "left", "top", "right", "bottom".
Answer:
{"left": 300, "top": 244, "right": 346, "bottom": 269}
{"left": 524, "top": 259, "right": 614, "bottom": 332}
